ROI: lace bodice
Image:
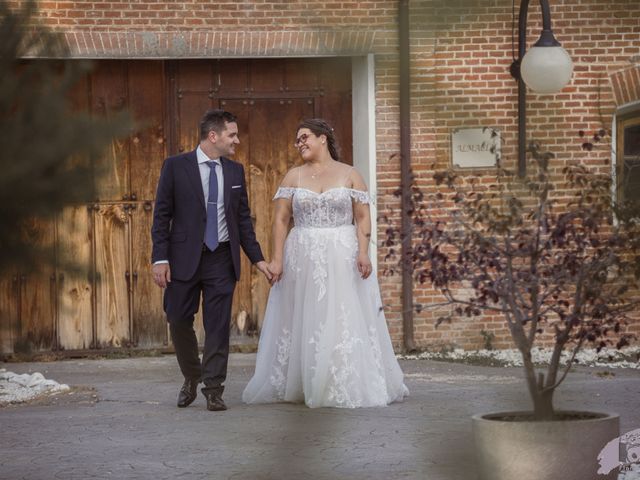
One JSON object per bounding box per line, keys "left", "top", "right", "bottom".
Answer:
{"left": 274, "top": 187, "right": 371, "bottom": 228}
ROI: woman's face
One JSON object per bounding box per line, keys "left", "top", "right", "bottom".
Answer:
{"left": 294, "top": 128, "right": 325, "bottom": 161}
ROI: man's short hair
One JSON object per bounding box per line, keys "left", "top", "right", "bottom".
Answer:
{"left": 199, "top": 109, "right": 237, "bottom": 140}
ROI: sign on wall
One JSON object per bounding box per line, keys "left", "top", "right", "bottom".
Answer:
{"left": 451, "top": 127, "right": 500, "bottom": 168}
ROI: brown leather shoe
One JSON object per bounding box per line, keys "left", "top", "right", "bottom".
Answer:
{"left": 204, "top": 386, "right": 227, "bottom": 411}
{"left": 177, "top": 378, "right": 199, "bottom": 408}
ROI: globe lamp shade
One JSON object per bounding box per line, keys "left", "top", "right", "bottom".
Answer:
{"left": 520, "top": 45, "right": 573, "bottom": 93}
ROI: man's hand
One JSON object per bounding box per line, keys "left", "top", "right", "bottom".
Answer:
{"left": 255, "top": 260, "right": 273, "bottom": 283}
{"left": 152, "top": 263, "right": 171, "bottom": 288}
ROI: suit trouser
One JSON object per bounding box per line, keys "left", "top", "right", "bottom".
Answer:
{"left": 164, "top": 242, "right": 236, "bottom": 394}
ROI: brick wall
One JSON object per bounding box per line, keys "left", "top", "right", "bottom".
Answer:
{"left": 413, "top": 0, "right": 639, "bottom": 349}
{"left": 12, "top": 0, "right": 640, "bottom": 350}
{"left": 12, "top": 0, "right": 398, "bottom": 57}
{"left": 376, "top": 0, "right": 640, "bottom": 350}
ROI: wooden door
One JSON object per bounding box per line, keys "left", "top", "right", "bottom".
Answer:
{"left": 93, "top": 204, "right": 131, "bottom": 348}
{"left": 56, "top": 205, "right": 93, "bottom": 350}
{"left": 56, "top": 73, "right": 95, "bottom": 352}
{"left": 0, "top": 57, "right": 352, "bottom": 355}
{"left": 88, "top": 61, "right": 167, "bottom": 350}
{"left": 128, "top": 62, "right": 167, "bottom": 348}
{"left": 88, "top": 62, "right": 132, "bottom": 349}
{"left": 16, "top": 219, "right": 56, "bottom": 353}
{"left": 90, "top": 61, "right": 130, "bottom": 202}
{"left": 0, "top": 272, "right": 18, "bottom": 354}
{"left": 170, "top": 58, "right": 352, "bottom": 337}
{"left": 131, "top": 203, "right": 166, "bottom": 347}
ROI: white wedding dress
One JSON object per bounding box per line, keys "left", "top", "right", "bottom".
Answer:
{"left": 242, "top": 185, "right": 409, "bottom": 408}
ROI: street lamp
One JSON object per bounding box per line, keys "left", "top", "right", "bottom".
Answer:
{"left": 510, "top": 0, "right": 573, "bottom": 177}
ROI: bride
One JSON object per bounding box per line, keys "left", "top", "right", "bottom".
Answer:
{"left": 242, "top": 119, "right": 409, "bottom": 408}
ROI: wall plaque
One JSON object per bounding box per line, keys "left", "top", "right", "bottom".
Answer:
{"left": 451, "top": 128, "right": 500, "bottom": 168}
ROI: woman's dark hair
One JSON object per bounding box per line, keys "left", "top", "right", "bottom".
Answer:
{"left": 200, "top": 109, "right": 237, "bottom": 140}
{"left": 297, "top": 118, "right": 340, "bottom": 161}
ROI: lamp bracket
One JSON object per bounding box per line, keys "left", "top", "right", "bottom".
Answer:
{"left": 533, "top": 29, "right": 562, "bottom": 47}
{"left": 510, "top": 59, "right": 521, "bottom": 80}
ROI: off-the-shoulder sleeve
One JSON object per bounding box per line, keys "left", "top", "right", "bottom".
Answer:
{"left": 348, "top": 189, "right": 372, "bottom": 204}
{"left": 273, "top": 187, "right": 296, "bottom": 200}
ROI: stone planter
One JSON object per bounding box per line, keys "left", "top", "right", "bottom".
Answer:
{"left": 472, "top": 410, "right": 619, "bottom": 480}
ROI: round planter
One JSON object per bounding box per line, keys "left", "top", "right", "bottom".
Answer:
{"left": 472, "top": 410, "right": 619, "bottom": 480}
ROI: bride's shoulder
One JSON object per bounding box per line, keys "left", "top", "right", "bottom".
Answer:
{"left": 272, "top": 167, "right": 300, "bottom": 201}
{"left": 344, "top": 165, "right": 367, "bottom": 191}
{"left": 279, "top": 166, "right": 302, "bottom": 188}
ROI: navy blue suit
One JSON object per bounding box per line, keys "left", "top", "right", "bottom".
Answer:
{"left": 151, "top": 149, "right": 264, "bottom": 389}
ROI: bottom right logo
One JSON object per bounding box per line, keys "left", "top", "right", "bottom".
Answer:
{"left": 598, "top": 428, "right": 640, "bottom": 476}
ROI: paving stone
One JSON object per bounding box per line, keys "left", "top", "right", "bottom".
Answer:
{"left": 0, "top": 354, "right": 638, "bottom": 480}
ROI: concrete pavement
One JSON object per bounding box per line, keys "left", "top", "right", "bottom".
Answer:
{"left": 1, "top": 354, "right": 639, "bottom": 480}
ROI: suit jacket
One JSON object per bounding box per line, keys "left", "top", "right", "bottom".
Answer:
{"left": 151, "top": 149, "right": 264, "bottom": 282}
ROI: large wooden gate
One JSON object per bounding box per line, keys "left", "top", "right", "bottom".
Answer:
{"left": 0, "top": 58, "right": 352, "bottom": 355}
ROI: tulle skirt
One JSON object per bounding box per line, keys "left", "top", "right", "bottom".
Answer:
{"left": 242, "top": 224, "right": 409, "bottom": 408}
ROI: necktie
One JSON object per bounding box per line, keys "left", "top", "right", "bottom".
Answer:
{"left": 205, "top": 161, "right": 219, "bottom": 251}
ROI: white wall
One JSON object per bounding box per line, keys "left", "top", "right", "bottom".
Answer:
{"left": 351, "top": 54, "right": 377, "bottom": 267}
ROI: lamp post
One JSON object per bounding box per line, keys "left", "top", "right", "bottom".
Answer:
{"left": 510, "top": 0, "right": 573, "bottom": 177}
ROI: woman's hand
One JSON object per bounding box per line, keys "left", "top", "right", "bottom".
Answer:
{"left": 268, "top": 259, "right": 284, "bottom": 285}
{"left": 356, "top": 252, "right": 372, "bottom": 279}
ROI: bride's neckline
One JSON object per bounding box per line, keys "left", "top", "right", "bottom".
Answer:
{"left": 291, "top": 186, "right": 362, "bottom": 195}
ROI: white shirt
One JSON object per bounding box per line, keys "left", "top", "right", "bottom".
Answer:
{"left": 196, "top": 146, "right": 229, "bottom": 243}
{"left": 154, "top": 147, "right": 230, "bottom": 265}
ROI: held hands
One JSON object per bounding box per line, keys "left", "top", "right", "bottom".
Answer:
{"left": 152, "top": 263, "right": 171, "bottom": 288}
{"left": 256, "top": 261, "right": 274, "bottom": 283}
{"left": 357, "top": 252, "right": 373, "bottom": 279}
{"left": 266, "top": 259, "right": 283, "bottom": 285}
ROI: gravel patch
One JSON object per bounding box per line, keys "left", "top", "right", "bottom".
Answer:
{"left": 400, "top": 346, "right": 640, "bottom": 369}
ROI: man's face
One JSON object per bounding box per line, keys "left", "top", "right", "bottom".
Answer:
{"left": 210, "top": 121, "right": 240, "bottom": 157}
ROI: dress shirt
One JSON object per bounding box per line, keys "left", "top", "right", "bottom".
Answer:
{"left": 197, "top": 146, "right": 229, "bottom": 243}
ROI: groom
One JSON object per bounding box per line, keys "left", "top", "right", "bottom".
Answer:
{"left": 151, "top": 109, "right": 271, "bottom": 411}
